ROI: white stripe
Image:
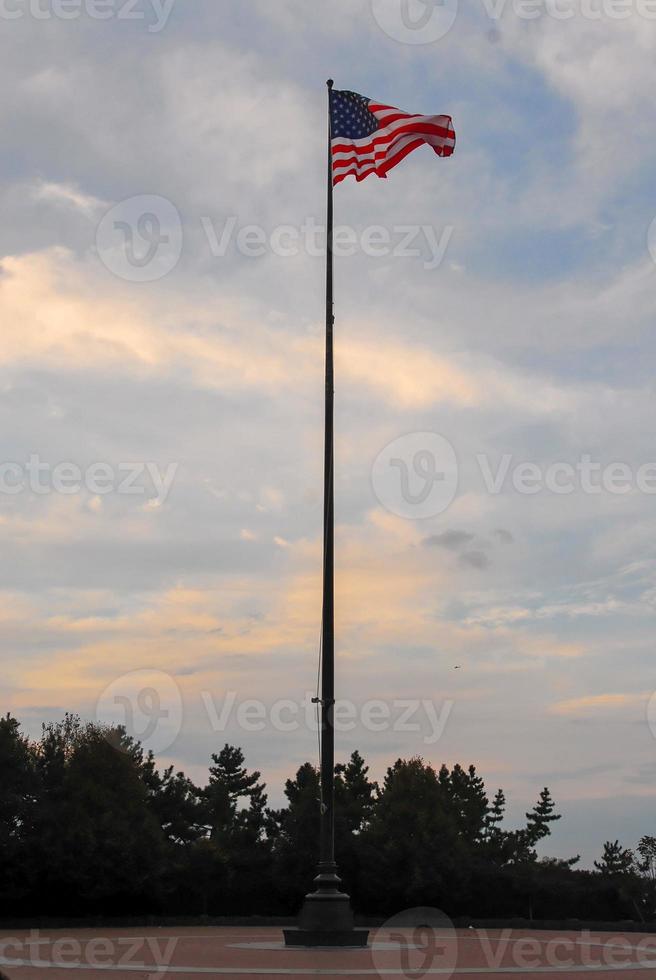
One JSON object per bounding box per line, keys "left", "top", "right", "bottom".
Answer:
{"left": 332, "top": 132, "right": 424, "bottom": 176}
{"left": 332, "top": 125, "right": 453, "bottom": 179}
{"left": 332, "top": 125, "right": 449, "bottom": 164}
{"left": 332, "top": 127, "right": 453, "bottom": 180}
{"left": 332, "top": 125, "right": 453, "bottom": 166}
{"left": 332, "top": 112, "right": 452, "bottom": 153}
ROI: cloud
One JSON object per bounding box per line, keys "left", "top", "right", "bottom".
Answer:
{"left": 32, "top": 180, "right": 107, "bottom": 216}
{"left": 460, "top": 550, "right": 490, "bottom": 570}
{"left": 550, "top": 692, "right": 649, "bottom": 716}
{"left": 495, "top": 529, "right": 514, "bottom": 544}
{"left": 423, "top": 530, "right": 476, "bottom": 551}
{"left": 0, "top": 247, "right": 596, "bottom": 418}
{"left": 2, "top": 0, "right": 656, "bottom": 863}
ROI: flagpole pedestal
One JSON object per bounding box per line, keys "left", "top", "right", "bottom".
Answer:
{"left": 283, "top": 863, "right": 369, "bottom": 947}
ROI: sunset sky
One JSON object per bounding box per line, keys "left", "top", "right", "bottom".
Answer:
{"left": 2, "top": 0, "right": 656, "bottom": 868}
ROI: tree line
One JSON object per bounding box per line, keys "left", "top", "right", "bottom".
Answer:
{"left": 0, "top": 713, "right": 653, "bottom": 922}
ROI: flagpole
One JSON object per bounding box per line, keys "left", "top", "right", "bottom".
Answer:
{"left": 284, "top": 79, "right": 368, "bottom": 948}
{"left": 320, "top": 75, "right": 336, "bottom": 881}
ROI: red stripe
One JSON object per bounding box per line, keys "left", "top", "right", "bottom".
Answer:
{"left": 332, "top": 134, "right": 455, "bottom": 171}
{"left": 331, "top": 118, "right": 455, "bottom": 158}
{"left": 368, "top": 102, "right": 398, "bottom": 113}
{"left": 376, "top": 137, "right": 425, "bottom": 176}
{"left": 332, "top": 135, "right": 454, "bottom": 184}
{"left": 371, "top": 111, "right": 421, "bottom": 126}
{"left": 331, "top": 103, "right": 455, "bottom": 185}
{"left": 332, "top": 139, "right": 421, "bottom": 184}
{"left": 334, "top": 165, "right": 386, "bottom": 186}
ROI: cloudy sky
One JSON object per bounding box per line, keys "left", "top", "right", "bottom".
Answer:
{"left": 3, "top": 0, "right": 656, "bottom": 868}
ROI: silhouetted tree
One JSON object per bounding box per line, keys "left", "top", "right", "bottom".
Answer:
{"left": 204, "top": 745, "right": 266, "bottom": 841}
{"left": 636, "top": 836, "right": 656, "bottom": 881}
{"left": 335, "top": 750, "right": 377, "bottom": 834}
{"left": 525, "top": 787, "right": 561, "bottom": 847}
{"left": 0, "top": 715, "right": 38, "bottom": 911}
{"left": 268, "top": 762, "right": 320, "bottom": 910}
{"left": 1, "top": 711, "right": 650, "bottom": 923}
{"left": 594, "top": 840, "right": 634, "bottom": 875}
{"left": 28, "top": 716, "right": 167, "bottom": 915}
{"left": 141, "top": 752, "right": 204, "bottom": 846}
{"left": 200, "top": 744, "right": 270, "bottom": 914}
{"left": 358, "top": 758, "right": 470, "bottom": 913}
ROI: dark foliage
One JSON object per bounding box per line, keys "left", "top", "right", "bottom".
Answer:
{"left": 0, "top": 713, "right": 648, "bottom": 921}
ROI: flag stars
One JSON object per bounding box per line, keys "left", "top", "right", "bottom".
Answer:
{"left": 330, "top": 89, "right": 379, "bottom": 140}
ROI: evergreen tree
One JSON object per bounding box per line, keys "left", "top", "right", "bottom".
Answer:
{"left": 359, "top": 758, "right": 468, "bottom": 913}
{"left": 525, "top": 787, "right": 561, "bottom": 847}
{"left": 0, "top": 715, "right": 38, "bottom": 912}
{"left": 200, "top": 744, "right": 270, "bottom": 914}
{"left": 3, "top": 710, "right": 648, "bottom": 922}
{"left": 203, "top": 744, "right": 266, "bottom": 844}
{"left": 485, "top": 788, "right": 506, "bottom": 838}
{"left": 449, "top": 764, "right": 490, "bottom": 845}
{"left": 594, "top": 840, "right": 634, "bottom": 875}
{"left": 335, "top": 750, "right": 377, "bottom": 834}
{"left": 144, "top": 762, "right": 204, "bottom": 846}
{"left": 483, "top": 788, "right": 515, "bottom": 864}
{"left": 29, "top": 716, "right": 167, "bottom": 914}
{"left": 268, "top": 762, "right": 321, "bottom": 910}
{"left": 636, "top": 836, "right": 656, "bottom": 881}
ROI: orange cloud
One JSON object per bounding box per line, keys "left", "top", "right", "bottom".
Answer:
{"left": 0, "top": 248, "right": 569, "bottom": 413}
{"left": 550, "top": 692, "right": 649, "bottom": 715}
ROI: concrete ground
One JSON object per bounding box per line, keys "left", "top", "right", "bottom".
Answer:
{"left": 2, "top": 925, "right": 656, "bottom": 978}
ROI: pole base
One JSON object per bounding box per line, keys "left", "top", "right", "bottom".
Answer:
{"left": 283, "top": 862, "right": 369, "bottom": 948}
{"left": 283, "top": 927, "right": 369, "bottom": 947}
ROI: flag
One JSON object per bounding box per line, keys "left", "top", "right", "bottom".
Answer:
{"left": 330, "top": 89, "right": 455, "bottom": 186}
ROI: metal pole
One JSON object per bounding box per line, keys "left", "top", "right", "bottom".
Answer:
{"left": 284, "top": 80, "right": 367, "bottom": 946}
{"left": 320, "top": 76, "right": 336, "bottom": 871}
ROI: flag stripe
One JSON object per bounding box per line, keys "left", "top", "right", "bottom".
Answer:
{"left": 332, "top": 127, "right": 455, "bottom": 177}
{"left": 332, "top": 116, "right": 455, "bottom": 156}
{"left": 330, "top": 91, "right": 455, "bottom": 186}
{"left": 332, "top": 132, "right": 430, "bottom": 176}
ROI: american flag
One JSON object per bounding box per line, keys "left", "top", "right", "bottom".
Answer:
{"left": 330, "top": 89, "right": 455, "bottom": 187}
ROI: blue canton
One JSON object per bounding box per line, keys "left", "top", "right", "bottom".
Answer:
{"left": 330, "top": 90, "right": 379, "bottom": 140}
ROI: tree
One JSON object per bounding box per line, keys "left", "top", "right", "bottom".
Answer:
{"left": 594, "top": 840, "right": 634, "bottom": 875}
{"left": 332, "top": 751, "right": 378, "bottom": 907}
{"left": 358, "top": 758, "right": 470, "bottom": 914}
{"left": 636, "top": 836, "right": 656, "bottom": 881}
{"left": 446, "top": 764, "right": 490, "bottom": 846}
{"left": 482, "top": 789, "right": 518, "bottom": 866}
{"left": 28, "top": 716, "right": 167, "bottom": 915}
{"left": 593, "top": 840, "right": 641, "bottom": 921}
{"left": 524, "top": 788, "right": 561, "bottom": 848}
{"left": 203, "top": 744, "right": 267, "bottom": 844}
{"left": 199, "top": 745, "right": 270, "bottom": 914}
{"left": 0, "top": 715, "right": 38, "bottom": 912}
{"left": 632, "top": 836, "right": 656, "bottom": 919}
{"left": 141, "top": 754, "right": 204, "bottom": 846}
{"left": 0, "top": 715, "right": 37, "bottom": 844}
{"left": 4, "top": 710, "right": 649, "bottom": 922}
{"left": 485, "top": 788, "right": 506, "bottom": 836}
{"left": 335, "top": 750, "right": 377, "bottom": 835}
{"left": 268, "top": 761, "right": 321, "bottom": 910}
